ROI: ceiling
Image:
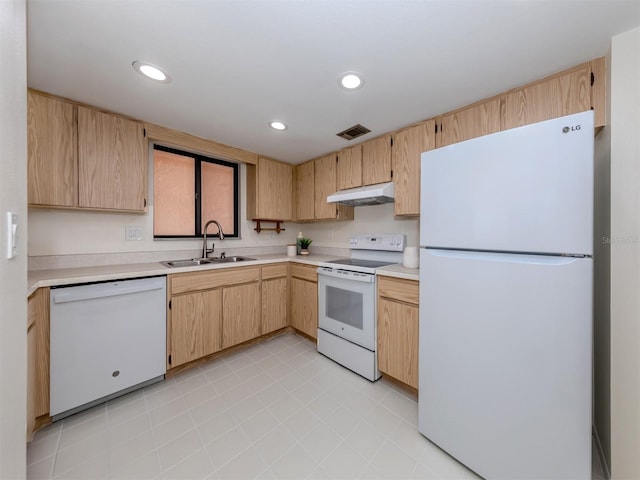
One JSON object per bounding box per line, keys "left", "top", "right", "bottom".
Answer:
{"left": 27, "top": 0, "right": 639, "bottom": 164}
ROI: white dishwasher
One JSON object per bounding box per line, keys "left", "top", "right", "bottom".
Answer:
{"left": 50, "top": 276, "right": 166, "bottom": 420}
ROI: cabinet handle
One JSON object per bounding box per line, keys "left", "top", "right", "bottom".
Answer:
{"left": 143, "top": 198, "right": 147, "bottom": 208}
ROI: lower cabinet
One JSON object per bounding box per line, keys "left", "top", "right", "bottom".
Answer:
{"left": 262, "top": 264, "right": 288, "bottom": 334}
{"left": 26, "top": 287, "right": 50, "bottom": 441}
{"left": 168, "top": 266, "right": 261, "bottom": 369}
{"left": 290, "top": 263, "right": 318, "bottom": 339}
{"left": 377, "top": 276, "right": 419, "bottom": 389}
{"left": 170, "top": 289, "right": 222, "bottom": 367}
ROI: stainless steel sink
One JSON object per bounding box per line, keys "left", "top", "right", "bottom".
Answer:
{"left": 160, "top": 258, "right": 216, "bottom": 268}
{"left": 161, "top": 256, "right": 256, "bottom": 268}
{"left": 210, "top": 256, "right": 256, "bottom": 263}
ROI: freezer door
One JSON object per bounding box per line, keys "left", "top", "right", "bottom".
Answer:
{"left": 420, "top": 111, "right": 594, "bottom": 256}
{"left": 418, "top": 248, "right": 592, "bottom": 480}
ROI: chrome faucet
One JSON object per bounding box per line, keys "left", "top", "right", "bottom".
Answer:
{"left": 202, "top": 220, "right": 225, "bottom": 258}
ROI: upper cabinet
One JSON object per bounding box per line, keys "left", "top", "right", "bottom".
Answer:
{"left": 27, "top": 91, "right": 148, "bottom": 212}
{"left": 436, "top": 98, "right": 502, "bottom": 148}
{"left": 392, "top": 120, "right": 436, "bottom": 216}
{"left": 78, "top": 107, "right": 147, "bottom": 211}
{"left": 336, "top": 145, "right": 362, "bottom": 190}
{"left": 246, "top": 156, "right": 293, "bottom": 221}
{"left": 294, "top": 161, "right": 315, "bottom": 221}
{"left": 502, "top": 64, "right": 592, "bottom": 130}
{"left": 361, "top": 135, "right": 392, "bottom": 185}
{"left": 27, "top": 93, "right": 77, "bottom": 207}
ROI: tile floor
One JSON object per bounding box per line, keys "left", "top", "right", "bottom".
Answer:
{"left": 27, "top": 332, "right": 605, "bottom": 480}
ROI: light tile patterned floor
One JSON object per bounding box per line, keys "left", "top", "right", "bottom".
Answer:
{"left": 27, "top": 332, "right": 603, "bottom": 480}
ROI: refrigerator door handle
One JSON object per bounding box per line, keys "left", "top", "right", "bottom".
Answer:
{"left": 423, "top": 248, "right": 583, "bottom": 266}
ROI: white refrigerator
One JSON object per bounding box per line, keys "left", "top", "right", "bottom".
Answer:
{"left": 418, "top": 111, "right": 594, "bottom": 479}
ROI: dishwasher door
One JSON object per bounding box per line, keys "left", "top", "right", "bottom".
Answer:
{"left": 50, "top": 276, "right": 166, "bottom": 419}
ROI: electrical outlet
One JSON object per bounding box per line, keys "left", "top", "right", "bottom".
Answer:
{"left": 125, "top": 225, "right": 143, "bottom": 241}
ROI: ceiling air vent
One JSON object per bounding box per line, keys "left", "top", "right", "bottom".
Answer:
{"left": 336, "top": 124, "right": 371, "bottom": 141}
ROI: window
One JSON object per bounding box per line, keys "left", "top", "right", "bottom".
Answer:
{"left": 153, "top": 145, "right": 239, "bottom": 238}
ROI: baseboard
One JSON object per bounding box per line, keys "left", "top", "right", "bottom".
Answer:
{"left": 593, "top": 425, "right": 611, "bottom": 480}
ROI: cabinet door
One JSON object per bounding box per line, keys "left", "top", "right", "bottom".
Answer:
{"left": 362, "top": 135, "right": 392, "bottom": 185}
{"left": 27, "top": 308, "right": 36, "bottom": 442}
{"left": 170, "top": 289, "right": 222, "bottom": 367}
{"left": 33, "top": 288, "right": 50, "bottom": 417}
{"left": 222, "top": 282, "right": 261, "bottom": 349}
{"left": 314, "top": 154, "right": 339, "bottom": 220}
{"left": 392, "top": 120, "right": 436, "bottom": 216}
{"left": 262, "top": 277, "right": 288, "bottom": 334}
{"left": 337, "top": 145, "right": 362, "bottom": 190}
{"left": 438, "top": 98, "right": 502, "bottom": 147}
{"left": 377, "top": 297, "right": 419, "bottom": 389}
{"left": 295, "top": 161, "right": 315, "bottom": 221}
{"left": 27, "top": 92, "right": 77, "bottom": 207}
{"left": 290, "top": 277, "right": 317, "bottom": 339}
{"left": 502, "top": 64, "right": 591, "bottom": 130}
{"left": 78, "top": 107, "right": 147, "bottom": 211}
{"left": 250, "top": 157, "right": 293, "bottom": 220}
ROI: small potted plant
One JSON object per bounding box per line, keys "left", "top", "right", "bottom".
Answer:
{"left": 297, "top": 237, "right": 313, "bottom": 255}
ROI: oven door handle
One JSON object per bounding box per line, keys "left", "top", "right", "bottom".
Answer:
{"left": 317, "top": 267, "right": 375, "bottom": 283}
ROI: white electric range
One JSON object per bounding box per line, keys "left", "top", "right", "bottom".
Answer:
{"left": 316, "top": 234, "right": 406, "bottom": 381}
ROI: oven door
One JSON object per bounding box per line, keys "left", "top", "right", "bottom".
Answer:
{"left": 317, "top": 267, "right": 376, "bottom": 351}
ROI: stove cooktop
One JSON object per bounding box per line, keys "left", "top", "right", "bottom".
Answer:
{"left": 326, "top": 258, "right": 395, "bottom": 269}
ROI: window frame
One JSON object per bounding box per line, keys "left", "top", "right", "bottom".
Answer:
{"left": 153, "top": 144, "right": 240, "bottom": 239}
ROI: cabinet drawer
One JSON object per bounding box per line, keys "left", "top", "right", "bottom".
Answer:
{"left": 290, "top": 263, "right": 317, "bottom": 283}
{"left": 378, "top": 276, "right": 419, "bottom": 305}
{"left": 170, "top": 266, "right": 260, "bottom": 295}
{"left": 262, "top": 263, "right": 287, "bottom": 280}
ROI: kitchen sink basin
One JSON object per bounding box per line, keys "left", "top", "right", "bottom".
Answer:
{"left": 161, "top": 256, "right": 256, "bottom": 268}
{"left": 210, "top": 256, "right": 256, "bottom": 263}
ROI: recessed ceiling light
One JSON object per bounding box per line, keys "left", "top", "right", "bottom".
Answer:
{"left": 339, "top": 72, "right": 364, "bottom": 90}
{"left": 270, "top": 121, "right": 287, "bottom": 131}
{"left": 132, "top": 61, "right": 171, "bottom": 83}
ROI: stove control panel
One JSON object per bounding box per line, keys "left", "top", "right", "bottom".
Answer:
{"left": 349, "top": 234, "right": 406, "bottom": 251}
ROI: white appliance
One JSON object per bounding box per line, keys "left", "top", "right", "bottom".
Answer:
{"left": 50, "top": 276, "right": 167, "bottom": 420}
{"left": 327, "top": 181, "right": 394, "bottom": 206}
{"left": 418, "top": 111, "right": 594, "bottom": 479}
{"left": 317, "top": 234, "right": 405, "bottom": 381}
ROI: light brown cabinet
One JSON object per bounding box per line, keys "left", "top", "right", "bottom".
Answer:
{"left": 290, "top": 263, "right": 318, "bottom": 339}
{"left": 247, "top": 156, "right": 293, "bottom": 221}
{"left": 336, "top": 145, "right": 362, "bottom": 190}
{"left": 168, "top": 266, "right": 261, "bottom": 368}
{"left": 392, "top": 120, "right": 436, "bottom": 216}
{"left": 222, "top": 282, "right": 261, "bottom": 349}
{"left": 261, "top": 264, "right": 288, "bottom": 335}
{"left": 170, "top": 289, "right": 222, "bottom": 367}
{"left": 377, "top": 276, "right": 419, "bottom": 389}
{"left": 78, "top": 106, "right": 147, "bottom": 211}
{"left": 27, "top": 93, "right": 77, "bottom": 207}
{"left": 502, "top": 64, "right": 592, "bottom": 131}
{"left": 27, "top": 287, "right": 50, "bottom": 440}
{"left": 437, "top": 98, "right": 502, "bottom": 148}
{"left": 27, "top": 92, "right": 148, "bottom": 212}
{"left": 314, "top": 154, "right": 340, "bottom": 220}
{"left": 362, "top": 135, "right": 392, "bottom": 185}
{"left": 294, "top": 161, "right": 315, "bottom": 221}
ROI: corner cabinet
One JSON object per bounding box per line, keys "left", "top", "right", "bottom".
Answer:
{"left": 27, "top": 91, "right": 148, "bottom": 212}
{"left": 247, "top": 156, "right": 293, "bottom": 221}
{"left": 290, "top": 263, "right": 318, "bottom": 339}
{"left": 377, "top": 276, "right": 419, "bottom": 389}
{"left": 392, "top": 120, "right": 436, "bottom": 216}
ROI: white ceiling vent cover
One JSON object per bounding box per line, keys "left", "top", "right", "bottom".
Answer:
{"left": 336, "top": 124, "right": 371, "bottom": 141}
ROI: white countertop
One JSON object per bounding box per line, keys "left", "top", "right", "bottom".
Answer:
{"left": 28, "top": 253, "right": 419, "bottom": 296}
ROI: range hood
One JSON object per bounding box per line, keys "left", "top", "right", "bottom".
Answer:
{"left": 327, "top": 182, "right": 394, "bottom": 206}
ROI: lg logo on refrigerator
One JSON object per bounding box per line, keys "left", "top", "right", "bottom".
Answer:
{"left": 562, "top": 125, "right": 582, "bottom": 133}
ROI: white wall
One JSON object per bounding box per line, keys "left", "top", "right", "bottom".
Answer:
{"left": 0, "top": 0, "right": 27, "bottom": 478}
{"left": 610, "top": 26, "right": 640, "bottom": 480}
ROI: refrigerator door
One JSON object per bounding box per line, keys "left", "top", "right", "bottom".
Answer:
{"left": 418, "top": 248, "right": 592, "bottom": 480}
{"left": 420, "top": 111, "right": 594, "bottom": 256}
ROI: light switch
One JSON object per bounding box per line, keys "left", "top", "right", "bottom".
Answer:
{"left": 6, "top": 212, "right": 17, "bottom": 259}
{"left": 125, "top": 224, "right": 143, "bottom": 241}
